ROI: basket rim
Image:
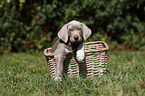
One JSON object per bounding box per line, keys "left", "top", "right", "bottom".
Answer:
{"left": 44, "top": 41, "right": 109, "bottom": 56}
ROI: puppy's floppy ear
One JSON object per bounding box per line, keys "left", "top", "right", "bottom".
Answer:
{"left": 81, "top": 23, "right": 92, "bottom": 40}
{"left": 58, "top": 24, "right": 68, "bottom": 43}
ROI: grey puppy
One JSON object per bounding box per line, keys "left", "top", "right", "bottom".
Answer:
{"left": 52, "top": 20, "right": 92, "bottom": 81}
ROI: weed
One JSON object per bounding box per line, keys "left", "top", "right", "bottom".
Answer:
{"left": 0, "top": 52, "right": 145, "bottom": 95}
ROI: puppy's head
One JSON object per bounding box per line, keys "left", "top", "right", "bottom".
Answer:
{"left": 58, "top": 20, "right": 92, "bottom": 43}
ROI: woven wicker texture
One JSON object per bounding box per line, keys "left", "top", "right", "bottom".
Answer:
{"left": 44, "top": 41, "right": 109, "bottom": 78}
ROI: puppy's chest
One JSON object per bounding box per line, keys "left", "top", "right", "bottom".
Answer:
{"left": 64, "top": 43, "right": 78, "bottom": 54}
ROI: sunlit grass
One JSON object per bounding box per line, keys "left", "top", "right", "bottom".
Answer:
{"left": 0, "top": 52, "right": 145, "bottom": 95}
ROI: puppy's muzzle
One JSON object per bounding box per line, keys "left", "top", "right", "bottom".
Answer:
{"left": 74, "top": 35, "right": 79, "bottom": 40}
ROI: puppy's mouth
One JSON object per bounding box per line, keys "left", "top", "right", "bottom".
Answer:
{"left": 71, "top": 38, "right": 82, "bottom": 43}
{"left": 73, "top": 40, "right": 82, "bottom": 43}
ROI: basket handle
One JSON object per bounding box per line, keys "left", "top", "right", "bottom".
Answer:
{"left": 44, "top": 48, "right": 54, "bottom": 56}
{"left": 44, "top": 41, "right": 109, "bottom": 56}
{"left": 83, "top": 41, "right": 109, "bottom": 53}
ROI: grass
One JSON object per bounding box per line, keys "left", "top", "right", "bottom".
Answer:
{"left": 0, "top": 51, "right": 145, "bottom": 96}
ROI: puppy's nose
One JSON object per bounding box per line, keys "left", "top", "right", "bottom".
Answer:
{"left": 74, "top": 35, "right": 79, "bottom": 40}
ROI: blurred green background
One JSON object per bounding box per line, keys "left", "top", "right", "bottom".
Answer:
{"left": 0, "top": 0, "right": 145, "bottom": 53}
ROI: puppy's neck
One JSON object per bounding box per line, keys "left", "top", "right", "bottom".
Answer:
{"left": 71, "top": 42, "right": 82, "bottom": 52}
{"left": 59, "top": 39, "right": 82, "bottom": 53}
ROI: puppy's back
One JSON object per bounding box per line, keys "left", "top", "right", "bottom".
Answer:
{"left": 51, "top": 40, "right": 60, "bottom": 52}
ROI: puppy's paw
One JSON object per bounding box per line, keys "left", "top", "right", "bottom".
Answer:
{"left": 76, "top": 50, "right": 85, "bottom": 62}
{"left": 54, "top": 77, "right": 62, "bottom": 81}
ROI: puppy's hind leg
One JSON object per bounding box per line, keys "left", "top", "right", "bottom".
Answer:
{"left": 76, "top": 59, "right": 87, "bottom": 78}
{"left": 63, "top": 54, "right": 72, "bottom": 78}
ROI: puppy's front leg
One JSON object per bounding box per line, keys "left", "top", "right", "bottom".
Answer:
{"left": 76, "top": 44, "right": 85, "bottom": 62}
{"left": 54, "top": 54, "right": 66, "bottom": 81}
{"left": 76, "top": 44, "right": 87, "bottom": 78}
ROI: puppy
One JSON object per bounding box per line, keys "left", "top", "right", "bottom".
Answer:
{"left": 52, "top": 20, "right": 92, "bottom": 81}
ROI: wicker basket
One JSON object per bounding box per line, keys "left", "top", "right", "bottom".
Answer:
{"left": 44, "top": 41, "right": 109, "bottom": 78}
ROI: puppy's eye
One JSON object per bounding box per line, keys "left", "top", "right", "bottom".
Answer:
{"left": 78, "top": 28, "right": 81, "bottom": 30}
{"left": 69, "top": 29, "right": 73, "bottom": 31}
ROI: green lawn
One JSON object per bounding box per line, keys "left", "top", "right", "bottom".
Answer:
{"left": 0, "top": 52, "right": 145, "bottom": 96}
